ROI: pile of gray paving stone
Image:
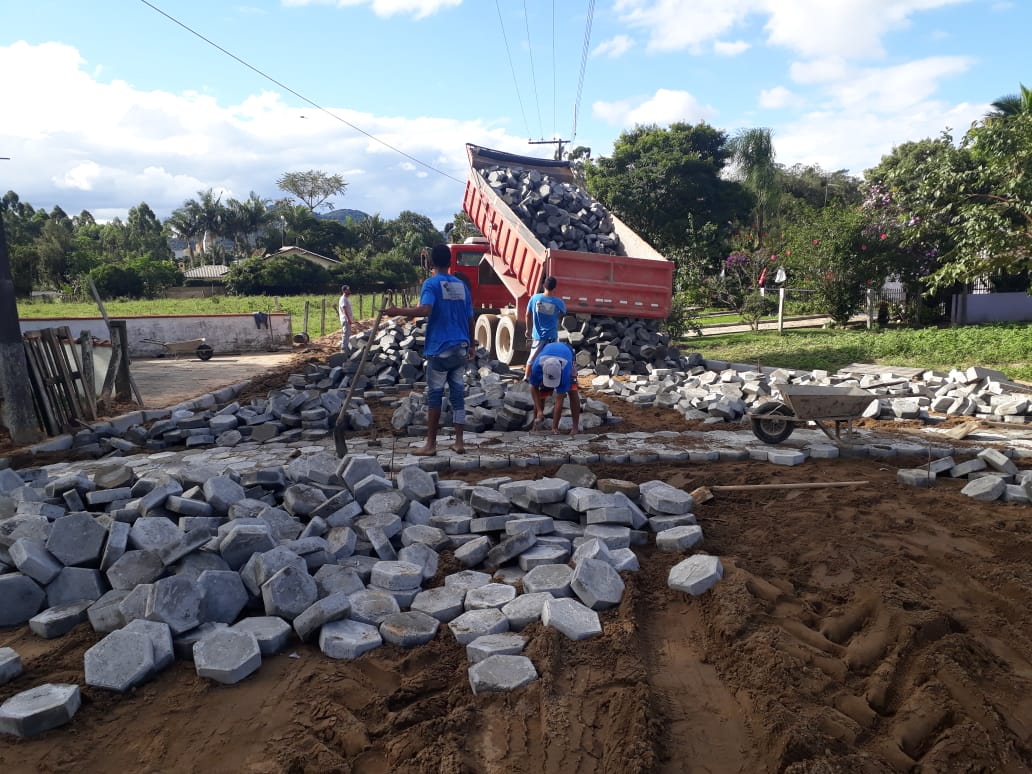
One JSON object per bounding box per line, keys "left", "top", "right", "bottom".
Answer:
{"left": 479, "top": 164, "right": 623, "bottom": 255}
{"left": 897, "top": 446, "right": 1032, "bottom": 503}
{"left": 0, "top": 460, "right": 720, "bottom": 736}
{"left": 594, "top": 359, "right": 1032, "bottom": 427}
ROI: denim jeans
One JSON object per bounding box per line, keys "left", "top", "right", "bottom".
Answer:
{"left": 426, "top": 345, "right": 466, "bottom": 424}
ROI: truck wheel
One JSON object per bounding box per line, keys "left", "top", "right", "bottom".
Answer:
{"left": 750, "top": 402, "right": 795, "bottom": 444}
{"left": 474, "top": 314, "right": 499, "bottom": 359}
{"left": 495, "top": 317, "right": 530, "bottom": 366}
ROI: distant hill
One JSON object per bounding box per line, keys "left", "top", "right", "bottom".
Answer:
{"left": 317, "top": 208, "right": 369, "bottom": 224}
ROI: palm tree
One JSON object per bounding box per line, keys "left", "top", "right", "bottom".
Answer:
{"left": 165, "top": 206, "right": 201, "bottom": 267}
{"left": 228, "top": 192, "right": 274, "bottom": 257}
{"left": 183, "top": 189, "right": 226, "bottom": 260}
{"left": 355, "top": 213, "right": 391, "bottom": 253}
{"left": 728, "top": 127, "right": 779, "bottom": 246}
{"left": 987, "top": 83, "right": 1032, "bottom": 119}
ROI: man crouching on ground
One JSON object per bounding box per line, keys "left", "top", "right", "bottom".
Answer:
{"left": 383, "top": 244, "right": 475, "bottom": 455}
{"left": 528, "top": 341, "right": 581, "bottom": 435}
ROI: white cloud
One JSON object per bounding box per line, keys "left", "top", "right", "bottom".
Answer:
{"left": 593, "top": 88, "right": 715, "bottom": 127}
{"left": 773, "top": 99, "right": 985, "bottom": 177}
{"left": 831, "top": 56, "right": 975, "bottom": 113}
{"left": 613, "top": 0, "right": 973, "bottom": 60}
{"left": 280, "top": 0, "right": 462, "bottom": 19}
{"left": 0, "top": 41, "right": 527, "bottom": 227}
{"left": 758, "top": 86, "right": 802, "bottom": 109}
{"left": 713, "top": 40, "right": 750, "bottom": 56}
{"left": 592, "top": 35, "right": 634, "bottom": 58}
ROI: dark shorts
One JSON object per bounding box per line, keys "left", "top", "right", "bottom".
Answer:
{"left": 536, "top": 381, "right": 578, "bottom": 398}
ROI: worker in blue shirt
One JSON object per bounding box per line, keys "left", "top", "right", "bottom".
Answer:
{"left": 528, "top": 341, "right": 580, "bottom": 435}
{"left": 383, "top": 244, "right": 475, "bottom": 455}
{"left": 524, "top": 276, "right": 566, "bottom": 380}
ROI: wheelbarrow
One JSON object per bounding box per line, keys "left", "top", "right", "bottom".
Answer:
{"left": 748, "top": 384, "right": 878, "bottom": 445}
{"left": 141, "top": 337, "right": 214, "bottom": 361}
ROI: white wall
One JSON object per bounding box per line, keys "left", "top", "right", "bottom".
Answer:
{"left": 18, "top": 313, "right": 293, "bottom": 357}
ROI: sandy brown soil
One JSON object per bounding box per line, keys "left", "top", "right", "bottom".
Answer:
{"left": 3, "top": 335, "right": 1032, "bottom": 772}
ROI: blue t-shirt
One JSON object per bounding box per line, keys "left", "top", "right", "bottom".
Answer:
{"left": 529, "top": 341, "right": 574, "bottom": 393}
{"left": 528, "top": 293, "right": 566, "bottom": 341}
{"left": 420, "top": 273, "right": 473, "bottom": 356}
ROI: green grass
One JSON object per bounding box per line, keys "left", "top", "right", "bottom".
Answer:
{"left": 686, "top": 323, "right": 1032, "bottom": 382}
{"left": 16, "top": 293, "right": 392, "bottom": 337}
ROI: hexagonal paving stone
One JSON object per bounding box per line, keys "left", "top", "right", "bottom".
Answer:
{"left": 233, "top": 616, "right": 294, "bottom": 656}
{"left": 197, "top": 570, "right": 249, "bottom": 624}
{"left": 379, "top": 611, "right": 439, "bottom": 647}
{"left": 569, "top": 557, "right": 625, "bottom": 611}
{"left": 448, "top": 608, "right": 509, "bottom": 645}
{"left": 145, "top": 576, "right": 204, "bottom": 635}
{"left": 466, "top": 632, "right": 526, "bottom": 663}
{"left": 468, "top": 655, "right": 538, "bottom": 694}
{"left": 319, "top": 619, "right": 382, "bottom": 660}
{"left": 541, "top": 597, "right": 601, "bottom": 641}
{"left": 84, "top": 630, "right": 155, "bottom": 692}
{"left": 464, "top": 583, "right": 517, "bottom": 611}
{"left": 348, "top": 589, "right": 401, "bottom": 626}
{"left": 0, "top": 574, "right": 46, "bottom": 627}
{"left": 667, "top": 554, "right": 723, "bottom": 596}
{"left": 45, "top": 512, "right": 107, "bottom": 567}
{"left": 410, "top": 586, "right": 466, "bottom": 623}
{"left": 193, "top": 628, "right": 262, "bottom": 685}
{"left": 261, "top": 565, "right": 318, "bottom": 621}
{"left": 0, "top": 684, "right": 81, "bottom": 738}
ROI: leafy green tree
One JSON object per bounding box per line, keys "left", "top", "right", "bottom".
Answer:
{"left": 126, "top": 256, "right": 182, "bottom": 297}
{"left": 34, "top": 217, "right": 75, "bottom": 287}
{"left": 779, "top": 203, "right": 885, "bottom": 324}
{"left": 276, "top": 170, "right": 347, "bottom": 212}
{"left": 225, "top": 254, "right": 332, "bottom": 295}
{"left": 584, "top": 122, "right": 750, "bottom": 272}
{"left": 89, "top": 263, "right": 144, "bottom": 299}
{"left": 443, "top": 212, "right": 480, "bottom": 243}
{"left": 354, "top": 213, "right": 391, "bottom": 254}
{"left": 126, "top": 203, "right": 173, "bottom": 262}
{"left": 386, "top": 210, "right": 443, "bottom": 256}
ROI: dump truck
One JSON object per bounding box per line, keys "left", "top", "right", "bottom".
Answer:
{"left": 447, "top": 143, "right": 674, "bottom": 365}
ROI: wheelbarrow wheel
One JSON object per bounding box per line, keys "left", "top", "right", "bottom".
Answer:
{"left": 751, "top": 402, "right": 795, "bottom": 445}
{"left": 196, "top": 344, "right": 214, "bottom": 361}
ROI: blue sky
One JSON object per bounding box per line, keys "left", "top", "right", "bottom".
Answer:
{"left": 1, "top": 0, "right": 1025, "bottom": 229}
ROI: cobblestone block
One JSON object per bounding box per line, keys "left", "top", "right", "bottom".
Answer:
{"left": 444, "top": 570, "right": 492, "bottom": 592}
{"left": 197, "top": 570, "right": 249, "bottom": 624}
{"left": 468, "top": 654, "right": 537, "bottom": 694}
{"left": 522, "top": 564, "right": 573, "bottom": 597}
{"left": 961, "top": 475, "right": 1006, "bottom": 502}
{"left": 379, "top": 610, "right": 439, "bottom": 647}
{"left": 570, "top": 557, "right": 624, "bottom": 610}
{"left": 448, "top": 608, "right": 509, "bottom": 645}
{"left": 0, "top": 648, "right": 22, "bottom": 686}
{"left": 100, "top": 521, "right": 130, "bottom": 572}
{"left": 88, "top": 589, "right": 130, "bottom": 632}
{"left": 668, "top": 554, "right": 724, "bottom": 595}
{"left": 582, "top": 524, "right": 631, "bottom": 550}
{"left": 46, "top": 567, "right": 106, "bottom": 608}
{"left": 541, "top": 597, "right": 601, "bottom": 640}
{"left": 10, "top": 539, "right": 63, "bottom": 585}
{"left": 202, "top": 476, "right": 246, "bottom": 516}
{"left": 319, "top": 618, "right": 382, "bottom": 660}
{"left": 499, "top": 592, "right": 552, "bottom": 631}
{"left": 464, "top": 583, "right": 517, "bottom": 611}
{"left": 123, "top": 618, "right": 175, "bottom": 672}
{"left": 145, "top": 575, "right": 204, "bottom": 634}
{"left": 232, "top": 616, "right": 293, "bottom": 655}
{"left": 194, "top": 628, "right": 261, "bottom": 685}
{"left": 410, "top": 586, "right": 466, "bottom": 622}
{"left": 85, "top": 629, "right": 155, "bottom": 692}
{"left": 45, "top": 512, "right": 106, "bottom": 567}
{"left": 655, "top": 525, "right": 704, "bottom": 551}
{"left": 129, "top": 517, "right": 183, "bottom": 553}
{"left": 396, "top": 465, "right": 436, "bottom": 503}
{"left": 483, "top": 530, "right": 536, "bottom": 571}
{"left": 0, "top": 684, "right": 80, "bottom": 738}
{"left": 106, "top": 549, "right": 164, "bottom": 590}
{"left": 261, "top": 565, "right": 318, "bottom": 621}
{"left": 348, "top": 589, "right": 401, "bottom": 626}
{"left": 466, "top": 632, "right": 525, "bottom": 663}
{"left": 29, "top": 600, "right": 91, "bottom": 639}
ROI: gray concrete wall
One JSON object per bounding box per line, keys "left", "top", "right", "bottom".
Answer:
{"left": 952, "top": 292, "right": 1032, "bottom": 324}
{"left": 18, "top": 313, "right": 293, "bottom": 357}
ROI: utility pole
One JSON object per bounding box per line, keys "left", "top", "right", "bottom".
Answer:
{"left": 0, "top": 206, "right": 44, "bottom": 445}
{"left": 528, "top": 138, "right": 570, "bottom": 161}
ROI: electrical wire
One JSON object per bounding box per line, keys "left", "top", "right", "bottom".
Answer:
{"left": 137, "top": 0, "right": 462, "bottom": 184}
{"left": 570, "top": 0, "right": 596, "bottom": 142}
{"left": 551, "top": 0, "right": 557, "bottom": 140}
{"left": 494, "top": 0, "right": 532, "bottom": 139}
{"left": 523, "top": 0, "right": 544, "bottom": 139}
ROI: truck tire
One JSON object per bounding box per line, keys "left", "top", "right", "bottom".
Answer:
{"left": 474, "top": 314, "right": 499, "bottom": 359}
{"left": 495, "top": 316, "right": 529, "bottom": 366}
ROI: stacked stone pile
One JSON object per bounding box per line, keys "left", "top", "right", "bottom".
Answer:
{"left": 897, "top": 446, "right": 1032, "bottom": 503}
{"left": 594, "top": 359, "right": 1032, "bottom": 427}
{"left": 0, "top": 460, "right": 720, "bottom": 734}
{"left": 479, "top": 164, "right": 623, "bottom": 255}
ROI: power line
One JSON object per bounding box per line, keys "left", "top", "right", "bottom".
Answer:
{"left": 137, "top": 0, "right": 462, "bottom": 184}
{"left": 522, "top": 0, "right": 544, "bottom": 139}
{"left": 551, "top": 0, "right": 557, "bottom": 140}
{"left": 494, "top": 0, "right": 531, "bottom": 139}
{"left": 571, "top": 0, "right": 596, "bottom": 142}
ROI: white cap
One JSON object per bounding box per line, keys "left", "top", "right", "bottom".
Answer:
{"left": 540, "top": 357, "right": 564, "bottom": 389}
